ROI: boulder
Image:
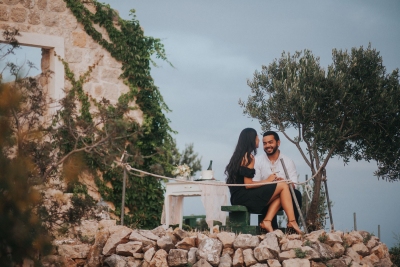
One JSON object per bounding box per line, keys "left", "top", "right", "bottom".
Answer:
{"left": 233, "top": 234, "right": 260, "bottom": 249}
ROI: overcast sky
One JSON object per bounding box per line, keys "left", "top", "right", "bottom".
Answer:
{"left": 8, "top": 0, "right": 400, "bottom": 247}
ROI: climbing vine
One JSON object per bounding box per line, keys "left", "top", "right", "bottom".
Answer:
{"left": 62, "top": 0, "right": 176, "bottom": 228}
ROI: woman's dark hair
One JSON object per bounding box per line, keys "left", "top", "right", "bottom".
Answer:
{"left": 225, "top": 128, "right": 258, "bottom": 184}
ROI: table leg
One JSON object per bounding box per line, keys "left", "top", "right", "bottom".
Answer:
{"left": 165, "top": 194, "right": 171, "bottom": 229}
{"left": 177, "top": 196, "right": 184, "bottom": 229}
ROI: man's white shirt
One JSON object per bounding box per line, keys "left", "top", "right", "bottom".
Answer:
{"left": 253, "top": 152, "right": 298, "bottom": 187}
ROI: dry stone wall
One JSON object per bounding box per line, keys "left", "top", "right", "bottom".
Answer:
{"left": 40, "top": 219, "right": 393, "bottom": 267}
{"left": 0, "top": 0, "right": 143, "bottom": 123}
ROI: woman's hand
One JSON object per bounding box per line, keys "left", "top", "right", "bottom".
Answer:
{"left": 266, "top": 173, "right": 277, "bottom": 182}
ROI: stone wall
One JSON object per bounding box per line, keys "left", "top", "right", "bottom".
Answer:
{"left": 38, "top": 220, "right": 393, "bottom": 267}
{"left": 0, "top": 0, "right": 143, "bottom": 123}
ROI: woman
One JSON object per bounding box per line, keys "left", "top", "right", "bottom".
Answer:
{"left": 225, "top": 128, "right": 302, "bottom": 234}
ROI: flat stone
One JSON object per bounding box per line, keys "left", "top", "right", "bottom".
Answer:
{"left": 103, "top": 254, "right": 127, "bottom": 267}
{"left": 331, "top": 243, "right": 345, "bottom": 257}
{"left": 58, "top": 244, "right": 90, "bottom": 259}
{"left": 254, "top": 245, "right": 274, "bottom": 262}
{"left": 371, "top": 244, "right": 390, "bottom": 259}
{"left": 217, "top": 232, "right": 236, "bottom": 248}
{"left": 116, "top": 241, "right": 143, "bottom": 256}
{"left": 86, "top": 229, "right": 109, "bottom": 267}
{"left": 102, "top": 226, "right": 132, "bottom": 256}
{"left": 351, "top": 243, "right": 369, "bottom": 256}
{"left": 259, "top": 232, "right": 280, "bottom": 257}
{"left": 243, "top": 248, "right": 258, "bottom": 266}
{"left": 326, "top": 259, "right": 347, "bottom": 267}
{"left": 193, "top": 259, "right": 213, "bottom": 267}
{"left": 176, "top": 236, "right": 196, "bottom": 250}
{"left": 232, "top": 248, "right": 243, "bottom": 267}
{"left": 219, "top": 253, "right": 232, "bottom": 267}
{"left": 197, "top": 238, "right": 223, "bottom": 266}
{"left": 282, "top": 258, "right": 311, "bottom": 267}
{"left": 167, "top": 249, "right": 188, "bottom": 267}
{"left": 150, "top": 249, "right": 168, "bottom": 267}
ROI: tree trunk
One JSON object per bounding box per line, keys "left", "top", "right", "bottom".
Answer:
{"left": 305, "top": 170, "right": 323, "bottom": 231}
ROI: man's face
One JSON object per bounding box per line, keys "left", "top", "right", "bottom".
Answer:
{"left": 263, "top": 135, "right": 280, "bottom": 156}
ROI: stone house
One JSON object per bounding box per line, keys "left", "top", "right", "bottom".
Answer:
{"left": 0, "top": 0, "right": 143, "bottom": 210}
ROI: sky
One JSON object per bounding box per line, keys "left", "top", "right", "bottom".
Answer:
{"left": 6, "top": 0, "right": 400, "bottom": 248}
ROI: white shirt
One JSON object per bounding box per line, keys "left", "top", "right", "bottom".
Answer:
{"left": 253, "top": 151, "right": 298, "bottom": 187}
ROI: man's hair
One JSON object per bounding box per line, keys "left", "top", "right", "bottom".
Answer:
{"left": 263, "top": 131, "right": 280, "bottom": 141}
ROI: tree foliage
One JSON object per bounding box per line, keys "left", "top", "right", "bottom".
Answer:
{"left": 241, "top": 45, "right": 400, "bottom": 229}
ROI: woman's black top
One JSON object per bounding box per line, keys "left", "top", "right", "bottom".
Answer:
{"left": 228, "top": 166, "right": 277, "bottom": 214}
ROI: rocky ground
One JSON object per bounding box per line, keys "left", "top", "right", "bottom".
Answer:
{"left": 39, "top": 219, "right": 393, "bottom": 267}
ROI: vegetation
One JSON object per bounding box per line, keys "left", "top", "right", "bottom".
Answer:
{"left": 241, "top": 45, "right": 400, "bottom": 230}
{"left": 390, "top": 233, "right": 400, "bottom": 267}
{"left": 0, "top": 29, "right": 52, "bottom": 267}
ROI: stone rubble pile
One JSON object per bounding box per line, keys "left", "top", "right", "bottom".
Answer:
{"left": 42, "top": 219, "right": 393, "bottom": 267}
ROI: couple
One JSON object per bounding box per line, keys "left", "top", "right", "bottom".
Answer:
{"left": 225, "top": 128, "right": 303, "bottom": 234}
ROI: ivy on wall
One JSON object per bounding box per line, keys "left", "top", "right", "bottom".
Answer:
{"left": 63, "top": 0, "right": 176, "bottom": 228}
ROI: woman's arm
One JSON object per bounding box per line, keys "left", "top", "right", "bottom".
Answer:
{"left": 242, "top": 155, "right": 277, "bottom": 189}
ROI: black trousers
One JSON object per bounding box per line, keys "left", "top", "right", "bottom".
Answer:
{"left": 261, "top": 188, "right": 302, "bottom": 229}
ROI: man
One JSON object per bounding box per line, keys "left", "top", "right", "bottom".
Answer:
{"left": 253, "top": 130, "right": 302, "bottom": 229}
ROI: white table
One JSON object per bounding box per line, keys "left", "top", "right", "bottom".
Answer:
{"left": 162, "top": 180, "right": 228, "bottom": 232}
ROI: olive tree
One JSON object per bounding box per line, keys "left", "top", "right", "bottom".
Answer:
{"left": 240, "top": 45, "right": 400, "bottom": 229}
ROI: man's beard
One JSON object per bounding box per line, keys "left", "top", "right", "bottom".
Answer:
{"left": 265, "top": 145, "right": 278, "bottom": 156}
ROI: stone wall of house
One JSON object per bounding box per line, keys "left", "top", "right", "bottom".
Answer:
{"left": 0, "top": 0, "right": 143, "bottom": 123}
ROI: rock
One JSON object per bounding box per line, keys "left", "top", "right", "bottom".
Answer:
{"left": 279, "top": 249, "right": 296, "bottom": 261}
{"left": 116, "top": 241, "right": 142, "bottom": 256}
{"left": 172, "top": 228, "right": 189, "bottom": 240}
{"left": 345, "top": 248, "right": 362, "bottom": 264}
{"left": 138, "top": 229, "right": 160, "bottom": 241}
{"left": 193, "top": 258, "right": 213, "bottom": 267}
{"left": 41, "top": 255, "right": 76, "bottom": 267}
{"left": 374, "top": 257, "right": 394, "bottom": 267}
{"left": 157, "top": 236, "right": 175, "bottom": 252}
{"left": 98, "top": 219, "right": 116, "bottom": 230}
{"left": 360, "top": 253, "right": 379, "bottom": 266}
{"left": 243, "top": 248, "right": 258, "bottom": 266}
{"left": 281, "top": 239, "right": 303, "bottom": 251}
{"left": 58, "top": 244, "right": 90, "bottom": 259}
{"left": 351, "top": 243, "right": 369, "bottom": 256}
{"left": 129, "top": 230, "right": 156, "bottom": 247}
{"left": 144, "top": 247, "right": 156, "bottom": 262}
{"left": 103, "top": 254, "right": 128, "bottom": 267}
{"left": 305, "top": 230, "right": 326, "bottom": 243}
{"left": 331, "top": 243, "right": 345, "bottom": 257}
{"left": 347, "top": 231, "right": 363, "bottom": 244}
{"left": 371, "top": 243, "right": 389, "bottom": 259}
{"left": 219, "top": 253, "right": 232, "bottom": 267}
{"left": 311, "top": 242, "right": 336, "bottom": 260}
{"left": 325, "top": 259, "right": 347, "bottom": 267}
{"left": 176, "top": 236, "right": 196, "bottom": 250}
{"left": 77, "top": 220, "right": 99, "bottom": 239}
{"left": 300, "top": 246, "right": 320, "bottom": 261}
{"left": 326, "top": 232, "right": 342, "bottom": 246}
{"left": 282, "top": 258, "right": 311, "bottom": 267}
{"left": 125, "top": 257, "right": 142, "bottom": 267}
{"left": 232, "top": 248, "right": 243, "bottom": 267}
{"left": 151, "top": 226, "right": 167, "bottom": 237}
{"left": 233, "top": 233, "right": 260, "bottom": 249}
{"left": 217, "top": 232, "right": 236, "bottom": 248}
{"left": 365, "top": 236, "right": 379, "bottom": 249}
{"left": 167, "top": 249, "right": 188, "bottom": 267}
{"left": 267, "top": 259, "right": 282, "bottom": 267}
{"left": 197, "top": 238, "right": 223, "bottom": 266}
{"left": 102, "top": 226, "right": 132, "bottom": 256}
{"left": 221, "top": 247, "right": 235, "bottom": 256}
{"left": 86, "top": 229, "right": 109, "bottom": 267}
{"left": 259, "top": 232, "right": 280, "bottom": 257}
{"left": 188, "top": 247, "right": 198, "bottom": 265}
{"left": 150, "top": 249, "right": 168, "bottom": 267}
{"left": 310, "top": 261, "right": 326, "bottom": 267}
{"left": 254, "top": 245, "right": 274, "bottom": 262}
